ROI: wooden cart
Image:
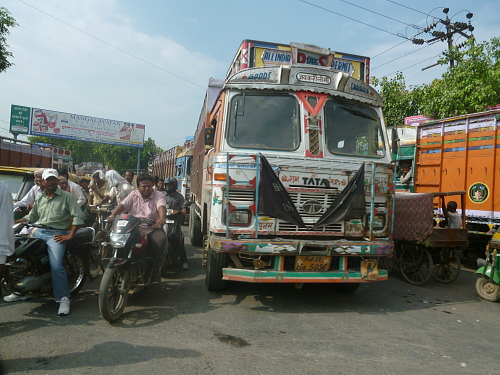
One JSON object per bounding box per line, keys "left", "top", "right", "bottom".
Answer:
{"left": 389, "top": 191, "right": 468, "bottom": 285}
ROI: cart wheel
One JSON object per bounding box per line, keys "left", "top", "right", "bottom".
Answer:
{"left": 432, "top": 248, "right": 461, "bottom": 283}
{"left": 399, "top": 244, "right": 433, "bottom": 285}
{"left": 475, "top": 277, "right": 500, "bottom": 302}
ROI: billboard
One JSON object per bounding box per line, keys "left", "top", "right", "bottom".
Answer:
{"left": 12, "top": 105, "right": 145, "bottom": 147}
{"left": 10, "top": 105, "right": 31, "bottom": 134}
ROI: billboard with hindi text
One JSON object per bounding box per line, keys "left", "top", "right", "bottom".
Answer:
{"left": 17, "top": 105, "right": 145, "bottom": 147}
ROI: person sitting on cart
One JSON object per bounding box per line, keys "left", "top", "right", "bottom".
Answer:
{"left": 442, "top": 199, "right": 461, "bottom": 228}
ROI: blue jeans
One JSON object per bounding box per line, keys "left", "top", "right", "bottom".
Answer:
{"left": 33, "top": 229, "right": 70, "bottom": 302}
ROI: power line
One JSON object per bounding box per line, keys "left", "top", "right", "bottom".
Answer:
{"left": 16, "top": 0, "right": 206, "bottom": 90}
{"left": 298, "top": 0, "right": 409, "bottom": 39}
{"left": 384, "top": 53, "right": 442, "bottom": 77}
{"left": 386, "top": 0, "right": 433, "bottom": 17}
{"left": 371, "top": 43, "right": 435, "bottom": 70}
{"left": 339, "top": 0, "right": 422, "bottom": 30}
{"left": 19, "top": 26, "right": 204, "bottom": 98}
{"left": 372, "top": 40, "right": 409, "bottom": 59}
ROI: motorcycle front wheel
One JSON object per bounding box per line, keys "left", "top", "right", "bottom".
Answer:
{"left": 99, "top": 266, "right": 130, "bottom": 322}
{"left": 65, "top": 251, "right": 88, "bottom": 296}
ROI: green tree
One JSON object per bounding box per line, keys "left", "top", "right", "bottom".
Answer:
{"left": 0, "top": 7, "right": 17, "bottom": 73}
{"left": 371, "top": 72, "right": 424, "bottom": 126}
{"left": 419, "top": 38, "right": 500, "bottom": 118}
{"left": 28, "top": 136, "right": 163, "bottom": 174}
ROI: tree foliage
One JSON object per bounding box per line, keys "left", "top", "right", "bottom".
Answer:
{"left": 372, "top": 37, "right": 500, "bottom": 123}
{"left": 371, "top": 72, "right": 424, "bottom": 126}
{"left": 419, "top": 38, "right": 500, "bottom": 118}
{"left": 0, "top": 7, "right": 17, "bottom": 73}
{"left": 27, "top": 136, "right": 163, "bottom": 174}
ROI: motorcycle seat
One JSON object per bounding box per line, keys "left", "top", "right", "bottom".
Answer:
{"left": 66, "top": 227, "right": 94, "bottom": 248}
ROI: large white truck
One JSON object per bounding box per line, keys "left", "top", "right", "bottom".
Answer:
{"left": 189, "top": 40, "right": 394, "bottom": 291}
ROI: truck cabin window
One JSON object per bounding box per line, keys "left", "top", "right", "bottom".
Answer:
{"left": 227, "top": 94, "right": 300, "bottom": 150}
{"left": 324, "top": 100, "right": 385, "bottom": 157}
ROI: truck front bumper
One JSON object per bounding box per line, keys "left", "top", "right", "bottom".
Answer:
{"left": 209, "top": 236, "right": 393, "bottom": 256}
{"left": 222, "top": 268, "right": 388, "bottom": 283}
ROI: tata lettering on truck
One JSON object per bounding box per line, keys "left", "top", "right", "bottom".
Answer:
{"left": 189, "top": 40, "right": 394, "bottom": 291}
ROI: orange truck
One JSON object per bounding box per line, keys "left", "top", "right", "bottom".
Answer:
{"left": 414, "top": 107, "right": 500, "bottom": 254}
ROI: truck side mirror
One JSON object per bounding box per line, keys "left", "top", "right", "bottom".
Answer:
{"left": 391, "top": 127, "right": 399, "bottom": 157}
{"left": 204, "top": 127, "right": 214, "bottom": 146}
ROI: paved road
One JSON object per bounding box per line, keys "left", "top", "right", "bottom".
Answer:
{"left": 1, "top": 236, "right": 499, "bottom": 375}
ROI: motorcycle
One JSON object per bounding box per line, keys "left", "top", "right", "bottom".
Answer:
{"left": 98, "top": 214, "right": 166, "bottom": 322}
{"left": 476, "top": 231, "right": 500, "bottom": 301}
{"left": 87, "top": 204, "right": 114, "bottom": 280}
{"left": 1, "top": 223, "right": 92, "bottom": 299}
{"left": 162, "top": 206, "right": 187, "bottom": 274}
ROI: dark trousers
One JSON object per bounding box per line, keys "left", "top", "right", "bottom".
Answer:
{"left": 171, "top": 216, "right": 187, "bottom": 263}
{"left": 147, "top": 228, "right": 167, "bottom": 265}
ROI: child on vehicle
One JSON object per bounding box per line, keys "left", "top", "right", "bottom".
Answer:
{"left": 442, "top": 200, "right": 461, "bottom": 228}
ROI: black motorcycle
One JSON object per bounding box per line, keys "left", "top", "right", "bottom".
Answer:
{"left": 162, "top": 207, "right": 187, "bottom": 274}
{"left": 98, "top": 214, "right": 166, "bottom": 322}
{"left": 1, "top": 223, "right": 92, "bottom": 298}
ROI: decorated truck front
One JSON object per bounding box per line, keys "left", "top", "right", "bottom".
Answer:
{"left": 190, "top": 63, "right": 394, "bottom": 291}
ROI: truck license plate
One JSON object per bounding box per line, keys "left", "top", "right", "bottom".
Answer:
{"left": 361, "top": 260, "right": 379, "bottom": 280}
{"left": 295, "top": 256, "right": 331, "bottom": 271}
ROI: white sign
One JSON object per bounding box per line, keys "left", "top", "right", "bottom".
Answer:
{"left": 296, "top": 73, "right": 331, "bottom": 85}
{"left": 30, "top": 107, "right": 145, "bottom": 147}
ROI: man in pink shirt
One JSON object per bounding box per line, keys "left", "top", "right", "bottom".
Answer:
{"left": 107, "top": 174, "right": 167, "bottom": 279}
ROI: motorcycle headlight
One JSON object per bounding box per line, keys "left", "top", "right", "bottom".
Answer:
{"left": 110, "top": 233, "right": 131, "bottom": 248}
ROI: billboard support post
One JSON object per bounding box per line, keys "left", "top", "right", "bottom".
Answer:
{"left": 137, "top": 148, "right": 141, "bottom": 175}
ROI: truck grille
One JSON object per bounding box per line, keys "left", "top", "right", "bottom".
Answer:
{"left": 228, "top": 189, "right": 343, "bottom": 233}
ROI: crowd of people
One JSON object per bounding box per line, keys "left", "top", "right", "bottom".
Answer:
{"left": 0, "top": 167, "right": 189, "bottom": 317}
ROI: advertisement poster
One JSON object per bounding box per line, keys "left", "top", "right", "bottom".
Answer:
{"left": 30, "top": 107, "right": 145, "bottom": 147}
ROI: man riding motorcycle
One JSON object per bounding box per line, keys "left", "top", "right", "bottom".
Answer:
{"left": 163, "top": 177, "right": 189, "bottom": 270}
{"left": 107, "top": 174, "right": 167, "bottom": 280}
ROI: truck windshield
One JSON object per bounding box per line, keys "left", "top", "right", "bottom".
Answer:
{"left": 227, "top": 94, "right": 300, "bottom": 150}
{"left": 324, "top": 99, "right": 385, "bottom": 157}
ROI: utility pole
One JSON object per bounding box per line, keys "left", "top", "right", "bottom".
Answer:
{"left": 412, "top": 8, "right": 474, "bottom": 69}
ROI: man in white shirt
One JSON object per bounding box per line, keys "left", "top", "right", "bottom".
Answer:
{"left": 13, "top": 168, "right": 45, "bottom": 209}
{"left": 0, "top": 181, "right": 15, "bottom": 278}
{"left": 57, "top": 169, "right": 86, "bottom": 207}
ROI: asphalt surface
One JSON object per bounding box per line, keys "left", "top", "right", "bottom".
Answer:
{"left": 1, "top": 237, "right": 499, "bottom": 375}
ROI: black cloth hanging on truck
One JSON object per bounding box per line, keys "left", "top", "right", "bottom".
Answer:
{"left": 313, "top": 163, "right": 365, "bottom": 228}
{"left": 258, "top": 154, "right": 306, "bottom": 228}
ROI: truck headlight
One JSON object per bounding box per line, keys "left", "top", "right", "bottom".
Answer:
{"left": 364, "top": 213, "right": 386, "bottom": 231}
{"left": 110, "top": 233, "right": 131, "bottom": 248}
{"left": 225, "top": 209, "right": 252, "bottom": 226}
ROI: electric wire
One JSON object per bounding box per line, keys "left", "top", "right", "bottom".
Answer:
{"left": 386, "top": 0, "right": 434, "bottom": 17}
{"left": 339, "top": 0, "right": 422, "bottom": 30}
{"left": 16, "top": 0, "right": 206, "bottom": 90}
{"left": 18, "top": 26, "right": 204, "bottom": 99}
{"left": 298, "top": 0, "right": 409, "bottom": 39}
{"left": 372, "top": 43, "right": 435, "bottom": 70}
{"left": 372, "top": 40, "right": 409, "bottom": 59}
{"left": 384, "top": 53, "right": 442, "bottom": 77}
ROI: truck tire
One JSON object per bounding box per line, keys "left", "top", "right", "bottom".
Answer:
{"left": 190, "top": 209, "right": 203, "bottom": 246}
{"left": 205, "top": 247, "right": 229, "bottom": 291}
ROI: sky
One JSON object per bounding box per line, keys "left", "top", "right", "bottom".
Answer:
{"left": 1, "top": 0, "right": 499, "bottom": 151}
